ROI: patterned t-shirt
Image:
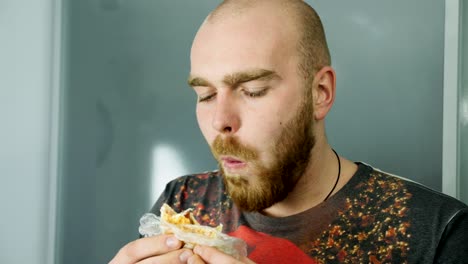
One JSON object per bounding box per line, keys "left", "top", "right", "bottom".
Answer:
{"left": 151, "top": 163, "right": 468, "bottom": 263}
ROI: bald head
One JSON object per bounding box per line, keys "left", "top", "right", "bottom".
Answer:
{"left": 206, "top": 0, "right": 331, "bottom": 81}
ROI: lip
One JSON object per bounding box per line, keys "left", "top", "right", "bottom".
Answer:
{"left": 220, "top": 156, "right": 247, "bottom": 170}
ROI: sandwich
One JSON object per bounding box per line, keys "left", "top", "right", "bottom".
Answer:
{"left": 139, "top": 203, "right": 247, "bottom": 259}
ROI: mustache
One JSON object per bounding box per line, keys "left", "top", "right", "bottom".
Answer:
{"left": 211, "top": 136, "right": 258, "bottom": 161}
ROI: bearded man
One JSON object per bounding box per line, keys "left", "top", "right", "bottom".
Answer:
{"left": 110, "top": 0, "right": 468, "bottom": 263}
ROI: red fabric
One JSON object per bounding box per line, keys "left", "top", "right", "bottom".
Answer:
{"left": 229, "top": 225, "right": 318, "bottom": 264}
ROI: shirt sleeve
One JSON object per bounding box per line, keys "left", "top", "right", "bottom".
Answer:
{"left": 434, "top": 208, "right": 468, "bottom": 263}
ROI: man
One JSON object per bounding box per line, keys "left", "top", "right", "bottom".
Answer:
{"left": 111, "top": 0, "right": 468, "bottom": 263}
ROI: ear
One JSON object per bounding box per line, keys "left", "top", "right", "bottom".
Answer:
{"left": 312, "top": 66, "right": 336, "bottom": 120}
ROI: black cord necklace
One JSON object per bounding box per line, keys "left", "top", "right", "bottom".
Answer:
{"left": 323, "top": 149, "right": 341, "bottom": 202}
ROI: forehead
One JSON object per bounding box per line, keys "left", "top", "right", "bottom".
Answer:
{"left": 190, "top": 10, "right": 299, "bottom": 82}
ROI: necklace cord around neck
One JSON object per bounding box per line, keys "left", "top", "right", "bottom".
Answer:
{"left": 323, "top": 149, "right": 341, "bottom": 202}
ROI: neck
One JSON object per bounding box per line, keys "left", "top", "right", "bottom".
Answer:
{"left": 262, "top": 140, "right": 357, "bottom": 217}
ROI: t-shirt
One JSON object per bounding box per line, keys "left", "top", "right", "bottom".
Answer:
{"left": 151, "top": 163, "right": 468, "bottom": 263}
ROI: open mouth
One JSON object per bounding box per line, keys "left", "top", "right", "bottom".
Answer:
{"left": 221, "top": 156, "right": 247, "bottom": 170}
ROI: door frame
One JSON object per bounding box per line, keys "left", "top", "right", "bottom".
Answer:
{"left": 442, "top": 0, "right": 462, "bottom": 199}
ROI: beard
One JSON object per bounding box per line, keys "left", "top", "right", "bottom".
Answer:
{"left": 210, "top": 88, "right": 316, "bottom": 212}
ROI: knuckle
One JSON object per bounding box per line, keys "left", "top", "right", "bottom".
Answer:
{"left": 120, "top": 240, "right": 141, "bottom": 260}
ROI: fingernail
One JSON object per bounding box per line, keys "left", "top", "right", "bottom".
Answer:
{"left": 166, "top": 236, "right": 179, "bottom": 248}
{"left": 179, "top": 250, "right": 193, "bottom": 262}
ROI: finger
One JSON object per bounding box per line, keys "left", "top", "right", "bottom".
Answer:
{"left": 187, "top": 254, "right": 205, "bottom": 264}
{"left": 109, "top": 235, "right": 183, "bottom": 264}
{"left": 137, "top": 249, "right": 193, "bottom": 264}
{"left": 193, "top": 245, "right": 255, "bottom": 264}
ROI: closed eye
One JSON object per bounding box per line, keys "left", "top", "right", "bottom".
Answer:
{"left": 243, "top": 89, "right": 268, "bottom": 98}
{"left": 198, "top": 93, "right": 216, "bottom": 102}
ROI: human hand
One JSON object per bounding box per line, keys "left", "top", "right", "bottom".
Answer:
{"left": 186, "top": 245, "right": 255, "bottom": 264}
{"left": 109, "top": 234, "right": 195, "bottom": 264}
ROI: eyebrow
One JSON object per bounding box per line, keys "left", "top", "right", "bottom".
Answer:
{"left": 187, "top": 76, "right": 211, "bottom": 87}
{"left": 187, "top": 68, "right": 280, "bottom": 88}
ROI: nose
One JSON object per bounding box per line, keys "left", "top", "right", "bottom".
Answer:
{"left": 212, "top": 93, "right": 240, "bottom": 134}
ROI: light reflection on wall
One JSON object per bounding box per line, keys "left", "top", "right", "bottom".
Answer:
{"left": 151, "top": 144, "right": 188, "bottom": 205}
{"left": 349, "top": 13, "right": 385, "bottom": 38}
{"left": 461, "top": 98, "right": 468, "bottom": 126}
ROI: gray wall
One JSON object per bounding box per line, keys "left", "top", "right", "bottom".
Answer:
{"left": 57, "top": 1, "right": 446, "bottom": 263}
{"left": 0, "top": 0, "right": 55, "bottom": 263}
{"left": 320, "top": 2, "right": 444, "bottom": 188}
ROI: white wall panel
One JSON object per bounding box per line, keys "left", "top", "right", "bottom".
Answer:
{"left": 0, "top": 0, "right": 56, "bottom": 263}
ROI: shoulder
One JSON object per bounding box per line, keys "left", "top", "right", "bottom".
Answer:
{"left": 362, "top": 163, "right": 467, "bottom": 237}
{"left": 351, "top": 162, "right": 467, "bottom": 230}
{"left": 355, "top": 163, "right": 468, "bottom": 261}
{"left": 368, "top": 164, "right": 467, "bottom": 212}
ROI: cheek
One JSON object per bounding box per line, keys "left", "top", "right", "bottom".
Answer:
{"left": 245, "top": 113, "right": 285, "bottom": 151}
{"left": 259, "top": 108, "right": 288, "bottom": 134}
